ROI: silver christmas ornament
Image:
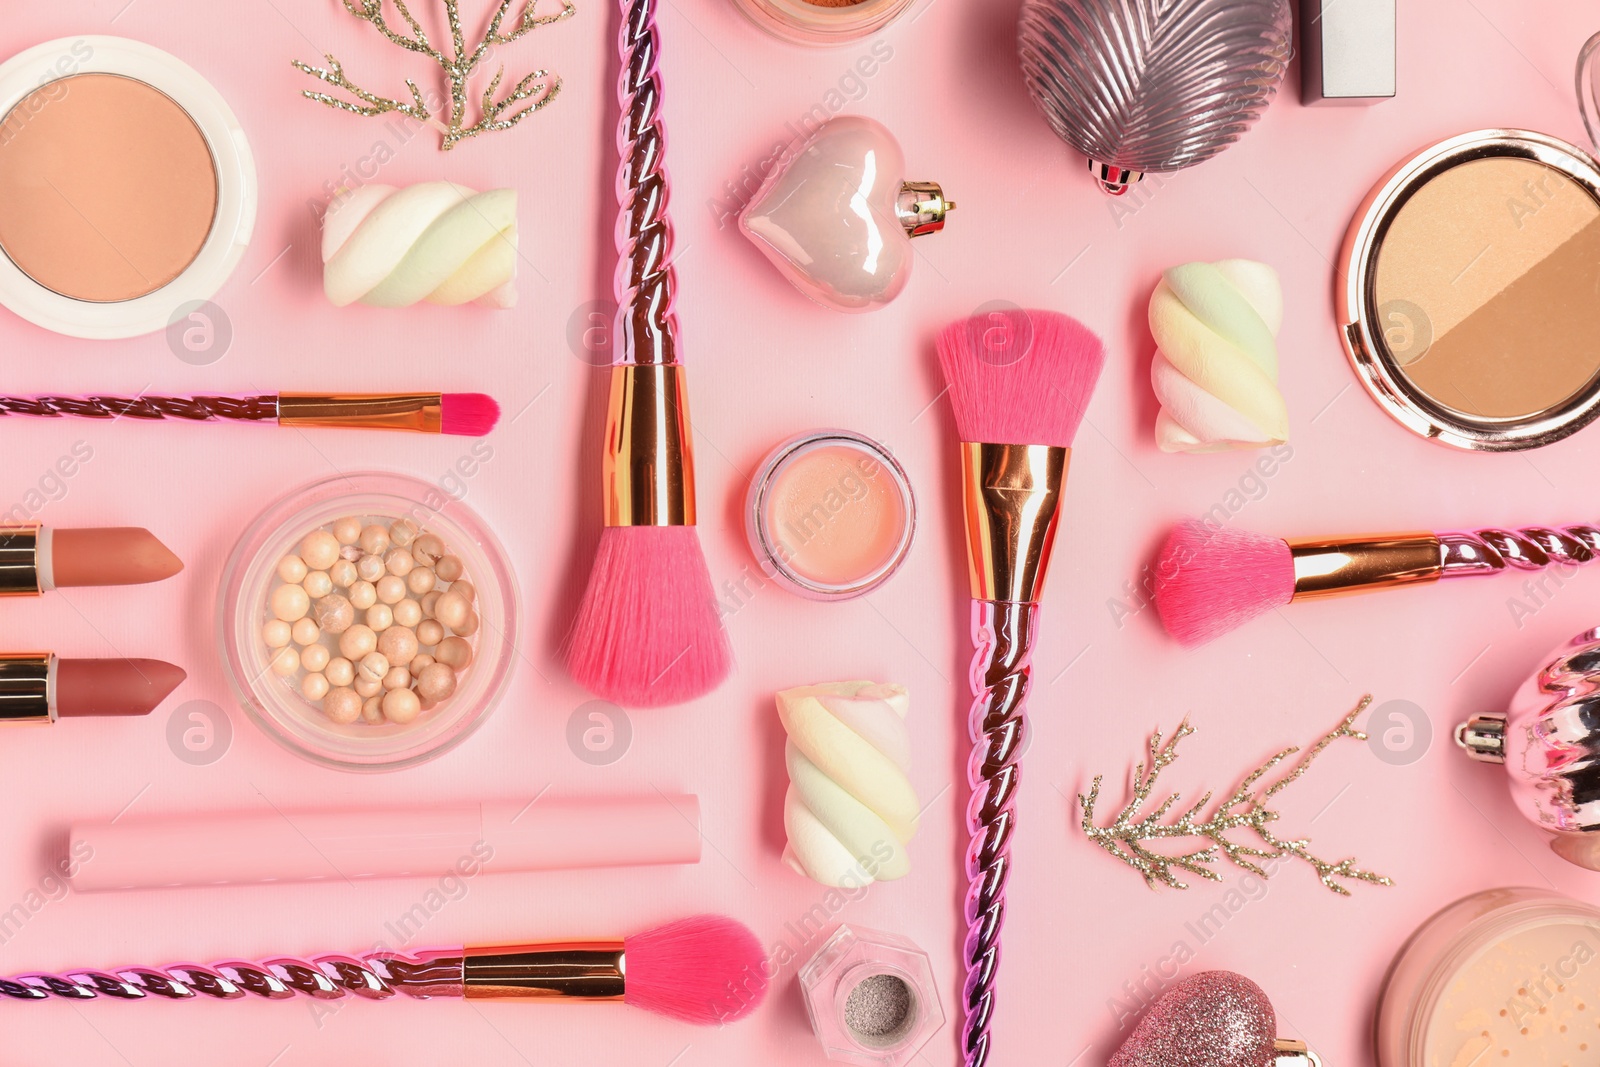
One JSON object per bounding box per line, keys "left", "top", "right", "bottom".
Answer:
{"left": 1017, "top": 0, "right": 1293, "bottom": 195}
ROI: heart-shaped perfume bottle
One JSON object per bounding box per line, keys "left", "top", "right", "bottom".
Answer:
{"left": 738, "top": 116, "right": 951, "bottom": 313}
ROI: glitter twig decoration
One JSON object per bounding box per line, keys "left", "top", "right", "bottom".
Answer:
{"left": 1079, "top": 695, "right": 1393, "bottom": 895}
{"left": 293, "top": 0, "right": 575, "bottom": 150}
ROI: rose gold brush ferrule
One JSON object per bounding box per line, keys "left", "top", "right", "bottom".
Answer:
{"left": 601, "top": 365, "right": 696, "bottom": 527}
{"left": 277, "top": 394, "right": 443, "bottom": 434}
{"left": 1286, "top": 533, "right": 1442, "bottom": 600}
{"left": 0, "top": 525, "right": 42, "bottom": 596}
{"left": 960, "top": 442, "right": 1070, "bottom": 603}
{"left": 0, "top": 652, "right": 53, "bottom": 724}
{"left": 461, "top": 941, "right": 627, "bottom": 1001}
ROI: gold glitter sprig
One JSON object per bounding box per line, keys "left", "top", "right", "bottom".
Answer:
{"left": 1079, "top": 695, "right": 1393, "bottom": 895}
{"left": 293, "top": 0, "right": 575, "bottom": 150}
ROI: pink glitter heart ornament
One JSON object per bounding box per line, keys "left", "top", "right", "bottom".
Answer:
{"left": 1110, "top": 971, "right": 1301, "bottom": 1067}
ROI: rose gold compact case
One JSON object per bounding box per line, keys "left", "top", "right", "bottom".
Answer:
{"left": 1339, "top": 129, "right": 1600, "bottom": 451}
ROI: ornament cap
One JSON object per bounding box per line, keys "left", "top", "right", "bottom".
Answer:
{"left": 896, "top": 181, "right": 954, "bottom": 237}
{"left": 1274, "top": 1038, "right": 1322, "bottom": 1066}
{"left": 1090, "top": 160, "right": 1144, "bottom": 196}
{"left": 1455, "top": 713, "right": 1507, "bottom": 764}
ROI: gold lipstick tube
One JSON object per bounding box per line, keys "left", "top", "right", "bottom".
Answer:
{"left": 0, "top": 652, "right": 54, "bottom": 724}
{"left": 0, "top": 525, "right": 42, "bottom": 596}
{"left": 277, "top": 393, "right": 443, "bottom": 434}
{"left": 461, "top": 942, "right": 626, "bottom": 1000}
{"left": 1287, "top": 533, "right": 1442, "bottom": 599}
{"left": 959, "top": 442, "right": 1070, "bottom": 603}
{"left": 602, "top": 365, "right": 696, "bottom": 527}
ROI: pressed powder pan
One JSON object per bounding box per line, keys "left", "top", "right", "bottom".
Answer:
{"left": 1340, "top": 129, "right": 1600, "bottom": 451}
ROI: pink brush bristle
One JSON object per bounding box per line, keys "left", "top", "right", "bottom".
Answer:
{"left": 624, "top": 915, "right": 767, "bottom": 1025}
{"left": 936, "top": 308, "right": 1107, "bottom": 447}
{"left": 1153, "top": 519, "right": 1295, "bottom": 647}
{"left": 440, "top": 393, "right": 501, "bottom": 437}
{"left": 567, "top": 526, "right": 733, "bottom": 708}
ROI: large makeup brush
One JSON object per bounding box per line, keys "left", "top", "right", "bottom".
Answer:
{"left": 0, "top": 393, "right": 499, "bottom": 436}
{"left": 1155, "top": 518, "right": 1600, "bottom": 646}
{"left": 566, "top": 0, "right": 731, "bottom": 707}
{"left": 0, "top": 914, "right": 767, "bottom": 1024}
{"left": 937, "top": 309, "right": 1106, "bottom": 1067}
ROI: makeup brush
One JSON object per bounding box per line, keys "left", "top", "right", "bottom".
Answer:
{"left": 1155, "top": 518, "right": 1600, "bottom": 646}
{"left": 565, "top": 0, "right": 732, "bottom": 707}
{"left": 0, "top": 525, "right": 181, "bottom": 595}
{"left": 937, "top": 308, "right": 1106, "bottom": 1067}
{"left": 0, "top": 655, "right": 186, "bottom": 723}
{"left": 0, "top": 393, "right": 500, "bottom": 436}
{"left": 0, "top": 914, "right": 767, "bottom": 1025}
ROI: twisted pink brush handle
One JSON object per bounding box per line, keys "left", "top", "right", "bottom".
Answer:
{"left": 0, "top": 395, "right": 278, "bottom": 422}
{"left": 613, "top": 0, "right": 676, "bottom": 368}
{"left": 0, "top": 949, "right": 468, "bottom": 1002}
{"left": 1440, "top": 525, "right": 1600, "bottom": 576}
{"left": 962, "top": 599, "right": 1037, "bottom": 1067}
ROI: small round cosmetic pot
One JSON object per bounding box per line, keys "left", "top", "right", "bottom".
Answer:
{"left": 0, "top": 36, "right": 256, "bottom": 339}
{"left": 745, "top": 430, "right": 915, "bottom": 601}
{"left": 1375, "top": 888, "right": 1600, "bottom": 1066}
{"left": 800, "top": 925, "right": 943, "bottom": 1066}
{"left": 731, "top": 0, "right": 917, "bottom": 46}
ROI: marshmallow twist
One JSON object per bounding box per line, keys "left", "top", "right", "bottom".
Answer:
{"left": 322, "top": 182, "right": 518, "bottom": 309}
{"left": 1150, "top": 259, "right": 1285, "bottom": 453}
{"left": 778, "top": 681, "right": 918, "bottom": 888}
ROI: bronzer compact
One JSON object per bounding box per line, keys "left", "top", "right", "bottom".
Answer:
{"left": 0, "top": 36, "right": 256, "bottom": 339}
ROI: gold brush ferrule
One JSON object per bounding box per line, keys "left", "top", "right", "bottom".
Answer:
{"left": 0, "top": 525, "right": 41, "bottom": 596}
{"left": 1287, "top": 533, "right": 1442, "bottom": 600}
{"left": 277, "top": 393, "right": 443, "bottom": 433}
{"left": 602, "top": 364, "right": 696, "bottom": 527}
{"left": 960, "top": 442, "right": 1070, "bottom": 603}
{"left": 461, "top": 942, "right": 627, "bottom": 1001}
{"left": 0, "top": 652, "right": 53, "bottom": 724}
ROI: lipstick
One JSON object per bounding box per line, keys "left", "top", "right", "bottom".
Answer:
{"left": 0, "top": 655, "right": 186, "bottom": 723}
{"left": 0, "top": 525, "right": 182, "bottom": 596}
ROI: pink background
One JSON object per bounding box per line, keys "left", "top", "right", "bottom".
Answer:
{"left": 0, "top": 0, "right": 1597, "bottom": 1063}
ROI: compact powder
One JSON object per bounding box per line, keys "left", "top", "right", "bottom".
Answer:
{"left": 1373, "top": 156, "right": 1600, "bottom": 420}
{"left": 0, "top": 73, "right": 218, "bottom": 302}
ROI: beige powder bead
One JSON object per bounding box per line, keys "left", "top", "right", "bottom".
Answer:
{"left": 420, "top": 590, "right": 442, "bottom": 618}
{"left": 270, "top": 647, "right": 301, "bottom": 677}
{"left": 355, "top": 675, "right": 383, "bottom": 699}
{"left": 416, "top": 620, "right": 445, "bottom": 646}
{"left": 361, "top": 694, "right": 385, "bottom": 723}
{"left": 301, "top": 672, "right": 330, "bottom": 701}
{"left": 434, "top": 591, "right": 470, "bottom": 630}
{"left": 291, "top": 617, "right": 320, "bottom": 646}
{"left": 329, "top": 560, "right": 358, "bottom": 588}
{"left": 412, "top": 533, "right": 445, "bottom": 566}
{"left": 435, "top": 555, "right": 464, "bottom": 582}
{"left": 340, "top": 544, "right": 362, "bottom": 562}
{"left": 382, "top": 666, "right": 412, "bottom": 691}
{"left": 382, "top": 687, "right": 422, "bottom": 724}
{"left": 410, "top": 653, "right": 435, "bottom": 673}
{"left": 300, "top": 644, "right": 331, "bottom": 673}
{"left": 452, "top": 580, "right": 477, "bottom": 604}
{"left": 312, "top": 595, "right": 354, "bottom": 634}
{"left": 454, "top": 611, "right": 480, "bottom": 637}
{"left": 339, "top": 624, "right": 377, "bottom": 660}
{"left": 393, "top": 598, "right": 423, "bottom": 627}
{"left": 376, "top": 575, "right": 407, "bottom": 605}
{"left": 324, "top": 686, "right": 362, "bottom": 723}
{"left": 357, "top": 554, "right": 385, "bottom": 582}
{"left": 349, "top": 581, "right": 377, "bottom": 610}
{"left": 277, "top": 555, "right": 308, "bottom": 583}
{"left": 366, "top": 603, "right": 394, "bottom": 632}
{"left": 406, "top": 568, "right": 436, "bottom": 596}
{"left": 325, "top": 657, "right": 355, "bottom": 687}
{"left": 271, "top": 584, "right": 311, "bottom": 623}
{"left": 389, "top": 518, "right": 418, "bottom": 547}
{"left": 436, "top": 636, "right": 473, "bottom": 669}
{"left": 385, "top": 549, "right": 415, "bottom": 577}
{"left": 303, "top": 571, "right": 333, "bottom": 599}
{"left": 416, "top": 663, "right": 457, "bottom": 704}
{"left": 359, "top": 525, "right": 391, "bottom": 556}
{"left": 300, "top": 530, "right": 341, "bottom": 570}
{"left": 357, "top": 652, "right": 391, "bottom": 686}
{"left": 263, "top": 619, "right": 292, "bottom": 648}
{"left": 378, "top": 626, "right": 418, "bottom": 666}
{"left": 332, "top": 517, "right": 362, "bottom": 545}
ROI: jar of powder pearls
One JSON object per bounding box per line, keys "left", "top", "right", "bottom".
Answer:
{"left": 220, "top": 472, "right": 517, "bottom": 771}
{"left": 732, "top": 0, "right": 917, "bottom": 46}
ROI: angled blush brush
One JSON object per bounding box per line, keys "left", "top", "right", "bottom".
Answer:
{"left": 0, "top": 915, "right": 767, "bottom": 1024}
{"left": 937, "top": 309, "right": 1106, "bottom": 1067}
{"left": 0, "top": 393, "right": 500, "bottom": 436}
{"left": 566, "top": 0, "right": 732, "bottom": 707}
{"left": 1154, "top": 518, "right": 1600, "bottom": 646}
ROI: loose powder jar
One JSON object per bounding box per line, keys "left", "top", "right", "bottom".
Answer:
{"left": 800, "top": 925, "right": 944, "bottom": 1066}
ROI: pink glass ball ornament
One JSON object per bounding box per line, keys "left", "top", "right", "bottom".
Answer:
{"left": 738, "top": 116, "right": 952, "bottom": 313}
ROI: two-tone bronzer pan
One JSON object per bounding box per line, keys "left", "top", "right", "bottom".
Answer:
{"left": 0, "top": 37, "right": 256, "bottom": 339}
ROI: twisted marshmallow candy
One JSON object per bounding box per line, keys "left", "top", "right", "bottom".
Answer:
{"left": 1150, "top": 259, "right": 1286, "bottom": 453}
{"left": 322, "top": 182, "right": 518, "bottom": 309}
{"left": 779, "top": 681, "right": 918, "bottom": 888}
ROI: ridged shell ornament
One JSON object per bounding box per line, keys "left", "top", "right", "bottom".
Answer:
{"left": 1017, "top": 0, "right": 1293, "bottom": 194}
